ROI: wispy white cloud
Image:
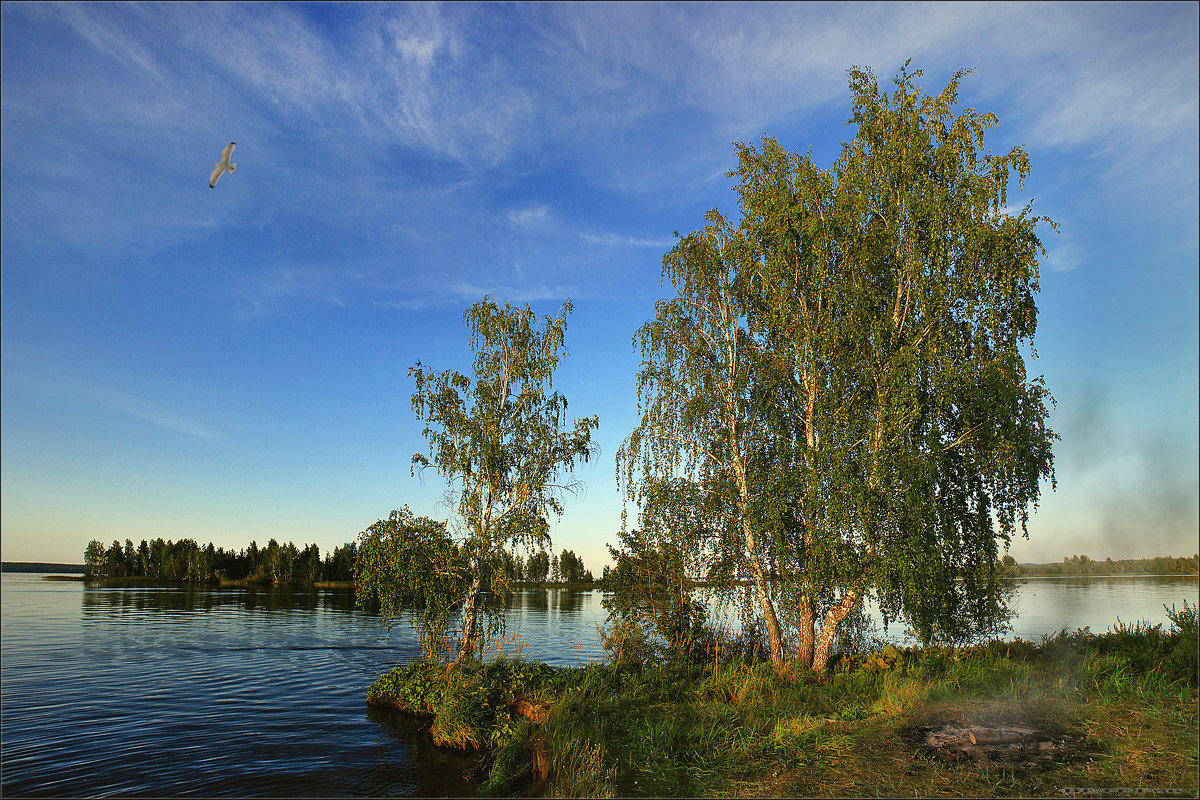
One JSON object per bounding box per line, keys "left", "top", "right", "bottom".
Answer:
{"left": 1015, "top": 9, "right": 1197, "bottom": 149}
{"left": 525, "top": 2, "right": 993, "bottom": 130}
{"left": 48, "top": 2, "right": 167, "bottom": 83}
{"left": 529, "top": 3, "right": 1196, "bottom": 208}
{"left": 3, "top": 359, "right": 223, "bottom": 441}
{"left": 1044, "top": 236, "right": 1084, "bottom": 274}
{"left": 232, "top": 265, "right": 344, "bottom": 317}
{"left": 14, "top": 2, "right": 1196, "bottom": 187}
{"left": 342, "top": 4, "right": 536, "bottom": 165}
{"left": 579, "top": 232, "right": 675, "bottom": 249}
{"left": 91, "top": 386, "right": 224, "bottom": 441}
{"left": 507, "top": 205, "right": 552, "bottom": 229}
{"left": 449, "top": 282, "right": 572, "bottom": 305}
{"left": 2, "top": 1, "right": 1193, "bottom": 311}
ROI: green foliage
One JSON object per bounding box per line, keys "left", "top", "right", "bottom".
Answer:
{"left": 355, "top": 507, "right": 467, "bottom": 659}
{"left": 1013, "top": 553, "right": 1199, "bottom": 577}
{"left": 602, "top": 486, "right": 715, "bottom": 661}
{"left": 408, "top": 297, "right": 598, "bottom": 662}
{"left": 597, "top": 613, "right": 659, "bottom": 666}
{"left": 368, "top": 657, "right": 563, "bottom": 753}
{"left": 618, "top": 62, "right": 1057, "bottom": 669}
{"left": 1084, "top": 601, "right": 1198, "bottom": 691}
{"left": 556, "top": 548, "right": 589, "bottom": 583}
{"left": 525, "top": 550, "right": 550, "bottom": 583}
{"left": 478, "top": 716, "right": 539, "bottom": 796}
{"left": 367, "top": 659, "right": 451, "bottom": 714}
{"left": 323, "top": 541, "right": 358, "bottom": 582}
{"left": 1163, "top": 600, "right": 1199, "bottom": 685}
{"left": 544, "top": 737, "right": 619, "bottom": 799}
{"left": 83, "top": 540, "right": 105, "bottom": 577}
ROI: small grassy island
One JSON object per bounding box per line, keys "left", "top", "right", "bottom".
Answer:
{"left": 366, "top": 607, "right": 1198, "bottom": 798}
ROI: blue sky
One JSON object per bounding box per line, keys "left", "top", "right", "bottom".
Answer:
{"left": 2, "top": 2, "right": 1197, "bottom": 572}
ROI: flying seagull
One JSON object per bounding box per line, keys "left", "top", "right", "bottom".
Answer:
{"left": 209, "top": 142, "right": 237, "bottom": 189}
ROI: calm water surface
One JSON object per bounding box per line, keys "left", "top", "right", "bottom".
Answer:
{"left": 2, "top": 573, "right": 1196, "bottom": 797}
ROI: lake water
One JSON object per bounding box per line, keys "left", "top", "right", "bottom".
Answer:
{"left": 2, "top": 573, "right": 1196, "bottom": 797}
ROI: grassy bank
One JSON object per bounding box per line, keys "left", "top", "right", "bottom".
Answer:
{"left": 366, "top": 605, "right": 1197, "bottom": 798}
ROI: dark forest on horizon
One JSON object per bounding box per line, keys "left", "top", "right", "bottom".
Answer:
{"left": 1005, "top": 553, "right": 1198, "bottom": 577}
{"left": 71, "top": 536, "right": 596, "bottom": 587}
{"left": 4, "top": 544, "right": 1195, "bottom": 584}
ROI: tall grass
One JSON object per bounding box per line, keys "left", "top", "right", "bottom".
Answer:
{"left": 368, "top": 604, "right": 1198, "bottom": 797}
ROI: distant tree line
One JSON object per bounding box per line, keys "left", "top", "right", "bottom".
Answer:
{"left": 82, "top": 537, "right": 359, "bottom": 585}
{"left": 1000, "top": 553, "right": 1199, "bottom": 578}
{"left": 1, "top": 562, "right": 86, "bottom": 573}
{"left": 504, "top": 548, "right": 594, "bottom": 584}
{"left": 81, "top": 536, "right": 595, "bottom": 587}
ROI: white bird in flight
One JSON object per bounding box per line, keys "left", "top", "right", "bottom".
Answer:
{"left": 209, "top": 142, "right": 237, "bottom": 189}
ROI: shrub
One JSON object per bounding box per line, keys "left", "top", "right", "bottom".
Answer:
{"left": 1163, "top": 600, "right": 1198, "bottom": 687}
{"left": 598, "top": 615, "right": 659, "bottom": 665}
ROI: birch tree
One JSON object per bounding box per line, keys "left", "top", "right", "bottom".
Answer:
{"left": 619, "top": 63, "right": 1057, "bottom": 671}
{"left": 409, "top": 297, "right": 599, "bottom": 664}
{"left": 616, "top": 208, "right": 798, "bottom": 668}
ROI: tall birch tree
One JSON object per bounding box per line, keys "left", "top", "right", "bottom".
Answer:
{"left": 616, "top": 208, "right": 797, "bottom": 669}
{"left": 619, "top": 63, "right": 1057, "bottom": 671}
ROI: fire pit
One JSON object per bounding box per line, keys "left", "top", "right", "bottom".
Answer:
{"left": 909, "top": 720, "right": 1085, "bottom": 767}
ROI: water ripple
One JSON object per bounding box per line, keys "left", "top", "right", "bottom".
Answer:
{"left": 2, "top": 575, "right": 470, "bottom": 797}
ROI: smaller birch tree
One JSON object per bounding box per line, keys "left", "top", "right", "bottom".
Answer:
{"left": 409, "top": 297, "right": 598, "bottom": 664}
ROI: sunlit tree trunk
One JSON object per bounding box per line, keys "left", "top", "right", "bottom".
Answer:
{"left": 744, "top": 528, "right": 786, "bottom": 672}
{"left": 794, "top": 585, "right": 815, "bottom": 667}
{"left": 733, "top": 452, "right": 786, "bottom": 671}
{"left": 812, "top": 589, "right": 859, "bottom": 670}
{"left": 456, "top": 573, "right": 483, "bottom": 665}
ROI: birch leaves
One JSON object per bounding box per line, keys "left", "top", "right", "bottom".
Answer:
{"left": 409, "top": 297, "right": 599, "bottom": 662}
{"left": 617, "top": 63, "right": 1056, "bottom": 669}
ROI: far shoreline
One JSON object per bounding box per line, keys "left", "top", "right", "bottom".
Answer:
{"left": 9, "top": 570, "right": 1198, "bottom": 589}
{"left": 5, "top": 554, "right": 1198, "bottom": 586}
{"left": 1011, "top": 572, "right": 1199, "bottom": 579}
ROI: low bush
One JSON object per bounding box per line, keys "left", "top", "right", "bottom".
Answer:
{"left": 367, "top": 657, "right": 562, "bottom": 750}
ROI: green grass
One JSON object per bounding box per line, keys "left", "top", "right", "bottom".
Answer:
{"left": 366, "top": 604, "right": 1199, "bottom": 797}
